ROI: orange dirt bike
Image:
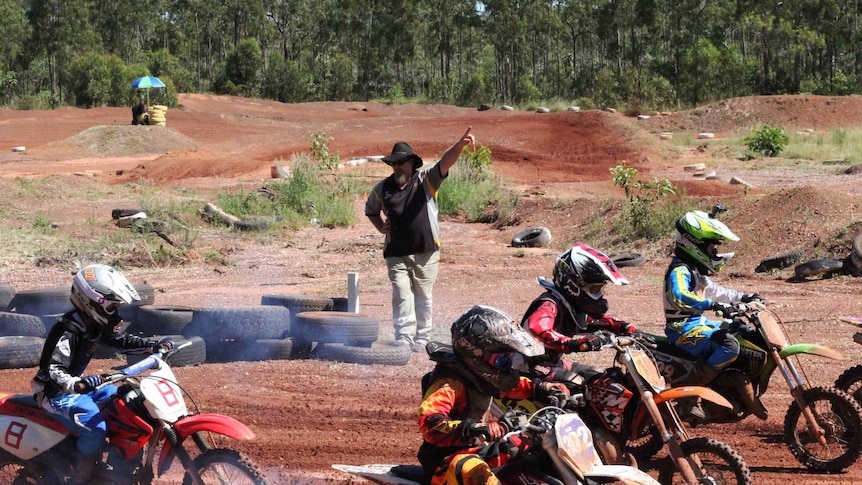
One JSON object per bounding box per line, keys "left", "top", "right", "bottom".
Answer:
{"left": 578, "top": 334, "right": 751, "bottom": 484}
{"left": 334, "top": 394, "right": 661, "bottom": 485}
{"left": 0, "top": 343, "right": 269, "bottom": 484}
{"left": 834, "top": 316, "right": 862, "bottom": 404}
{"left": 645, "top": 302, "right": 862, "bottom": 472}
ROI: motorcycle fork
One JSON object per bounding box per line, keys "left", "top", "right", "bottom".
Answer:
{"left": 641, "top": 390, "right": 699, "bottom": 485}
{"left": 772, "top": 349, "right": 828, "bottom": 446}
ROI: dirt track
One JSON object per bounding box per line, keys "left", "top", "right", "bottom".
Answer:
{"left": 1, "top": 95, "right": 862, "bottom": 483}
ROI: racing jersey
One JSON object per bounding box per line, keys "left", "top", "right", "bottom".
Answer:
{"left": 32, "top": 311, "right": 157, "bottom": 398}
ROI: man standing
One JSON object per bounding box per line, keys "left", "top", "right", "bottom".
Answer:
{"left": 365, "top": 127, "right": 475, "bottom": 352}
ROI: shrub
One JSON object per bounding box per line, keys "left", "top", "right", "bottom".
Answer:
{"left": 438, "top": 145, "right": 518, "bottom": 226}
{"left": 610, "top": 162, "right": 679, "bottom": 240}
{"left": 744, "top": 125, "right": 788, "bottom": 157}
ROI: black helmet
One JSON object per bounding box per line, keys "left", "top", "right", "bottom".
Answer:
{"left": 451, "top": 305, "right": 544, "bottom": 393}
{"left": 552, "top": 243, "right": 628, "bottom": 320}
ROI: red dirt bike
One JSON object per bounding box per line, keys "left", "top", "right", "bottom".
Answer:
{"left": 577, "top": 334, "right": 751, "bottom": 484}
{"left": 645, "top": 302, "right": 862, "bottom": 473}
{"left": 334, "top": 394, "right": 660, "bottom": 485}
{"left": 0, "top": 344, "right": 269, "bottom": 484}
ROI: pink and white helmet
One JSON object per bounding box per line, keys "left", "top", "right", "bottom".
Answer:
{"left": 552, "top": 243, "right": 628, "bottom": 319}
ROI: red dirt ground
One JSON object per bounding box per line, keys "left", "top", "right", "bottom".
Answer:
{"left": 1, "top": 94, "right": 862, "bottom": 484}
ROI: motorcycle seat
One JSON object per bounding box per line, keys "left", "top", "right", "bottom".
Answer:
{"left": 653, "top": 339, "right": 699, "bottom": 361}
{"left": 391, "top": 465, "right": 427, "bottom": 484}
{"left": 7, "top": 393, "right": 39, "bottom": 409}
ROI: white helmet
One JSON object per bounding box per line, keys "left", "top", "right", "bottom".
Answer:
{"left": 70, "top": 264, "right": 140, "bottom": 329}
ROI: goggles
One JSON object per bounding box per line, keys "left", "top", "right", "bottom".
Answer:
{"left": 487, "top": 352, "right": 526, "bottom": 373}
{"left": 104, "top": 301, "right": 122, "bottom": 314}
{"left": 583, "top": 283, "right": 606, "bottom": 299}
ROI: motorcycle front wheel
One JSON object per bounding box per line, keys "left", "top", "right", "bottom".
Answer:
{"left": 784, "top": 386, "right": 862, "bottom": 472}
{"left": 834, "top": 364, "right": 862, "bottom": 404}
{"left": 657, "top": 437, "right": 752, "bottom": 485}
{"left": 182, "top": 448, "right": 270, "bottom": 485}
{"left": 624, "top": 423, "right": 664, "bottom": 460}
{"left": 0, "top": 450, "right": 56, "bottom": 485}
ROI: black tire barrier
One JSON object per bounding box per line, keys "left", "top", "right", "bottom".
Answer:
{"left": 0, "top": 336, "right": 44, "bottom": 369}
{"left": 241, "top": 338, "right": 295, "bottom": 361}
{"left": 181, "top": 306, "right": 292, "bottom": 344}
{"left": 755, "top": 250, "right": 804, "bottom": 273}
{"left": 135, "top": 305, "right": 196, "bottom": 336}
{"left": 125, "top": 335, "right": 207, "bottom": 367}
{"left": 7, "top": 287, "right": 73, "bottom": 316}
{"left": 0, "top": 285, "right": 14, "bottom": 310}
{"left": 511, "top": 227, "right": 552, "bottom": 248}
{"left": 293, "top": 311, "right": 379, "bottom": 347}
{"left": 0, "top": 312, "right": 45, "bottom": 337}
{"left": 314, "top": 341, "right": 412, "bottom": 366}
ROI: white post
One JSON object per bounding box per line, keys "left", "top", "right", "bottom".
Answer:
{"left": 347, "top": 272, "right": 360, "bottom": 313}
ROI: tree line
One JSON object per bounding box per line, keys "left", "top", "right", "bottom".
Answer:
{"left": 1, "top": 0, "right": 860, "bottom": 111}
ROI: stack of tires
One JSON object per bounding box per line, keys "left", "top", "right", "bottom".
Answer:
{"left": 0, "top": 283, "right": 45, "bottom": 369}
{"left": 259, "top": 294, "right": 411, "bottom": 366}
{"left": 0, "top": 284, "right": 412, "bottom": 368}
{"left": 148, "top": 105, "right": 167, "bottom": 127}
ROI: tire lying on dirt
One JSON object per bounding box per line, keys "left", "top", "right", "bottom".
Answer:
{"left": 755, "top": 249, "right": 803, "bottom": 273}
{"left": 610, "top": 253, "right": 645, "bottom": 268}
{"left": 0, "top": 336, "right": 44, "bottom": 369}
{"left": 261, "top": 293, "right": 340, "bottom": 358}
{"left": 0, "top": 312, "right": 45, "bottom": 337}
{"left": 293, "top": 311, "right": 379, "bottom": 347}
{"left": 125, "top": 335, "right": 206, "bottom": 368}
{"left": 794, "top": 258, "right": 846, "bottom": 278}
{"left": 315, "top": 341, "right": 411, "bottom": 366}
{"left": 181, "top": 306, "right": 292, "bottom": 344}
{"left": 511, "top": 227, "right": 552, "bottom": 248}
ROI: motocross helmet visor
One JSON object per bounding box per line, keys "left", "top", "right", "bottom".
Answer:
{"left": 487, "top": 351, "right": 527, "bottom": 373}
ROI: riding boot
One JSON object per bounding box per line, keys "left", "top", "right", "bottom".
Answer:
{"left": 70, "top": 452, "right": 100, "bottom": 485}
{"left": 721, "top": 371, "right": 768, "bottom": 420}
{"left": 677, "top": 364, "right": 721, "bottom": 422}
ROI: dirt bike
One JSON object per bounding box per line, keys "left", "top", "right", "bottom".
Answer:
{"left": 333, "top": 394, "right": 660, "bottom": 485}
{"left": 576, "top": 334, "right": 751, "bottom": 485}
{"left": 0, "top": 343, "right": 269, "bottom": 484}
{"left": 646, "top": 301, "right": 862, "bottom": 472}
{"left": 834, "top": 316, "right": 862, "bottom": 404}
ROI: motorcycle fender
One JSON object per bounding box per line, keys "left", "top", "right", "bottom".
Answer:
{"left": 157, "top": 413, "right": 255, "bottom": 476}
{"left": 655, "top": 386, "right": 732, "bottom": 409}
{"left": 584, "top": 465, "right": 661, "bottom": 485}
{"left": 779, "top": 343, "right": 843, "bottom": 361}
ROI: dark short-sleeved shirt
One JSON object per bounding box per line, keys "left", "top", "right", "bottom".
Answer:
{"left": 365, "top": 162, "right": 446, "bottom": 258}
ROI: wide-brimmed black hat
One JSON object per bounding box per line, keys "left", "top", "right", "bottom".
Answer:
{"left": 382, "top": 142, "right": 422, "bottom": 170}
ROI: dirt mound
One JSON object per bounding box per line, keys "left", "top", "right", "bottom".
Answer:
{"left": 723, "top": 186, "right": 862, "bottom": 272}
{"left": 30, "top": 125, "right": 200, "bottom": 159}
{"left": 643, "top": 95, "right": 862, "bottom": 136}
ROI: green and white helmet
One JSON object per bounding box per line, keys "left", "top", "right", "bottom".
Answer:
{"left": 674, "top": 210, "right": 739, "bottom": 274}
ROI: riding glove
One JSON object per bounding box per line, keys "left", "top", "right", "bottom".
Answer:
{"left": 711, "top": 301, "right": 735, "bottom": 317}
{"left": 741, "top": 293, "right": 762, "bottom": 303}
{"left": 76, "top": 374, "right": 104, "bottom": 393}
{"left": 464, "top": 420, "right": 509, "bottom": 441}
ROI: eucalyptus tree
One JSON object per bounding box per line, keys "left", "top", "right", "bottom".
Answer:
{"left": 26, "top": 0, "right": 96, "bottom": 104}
